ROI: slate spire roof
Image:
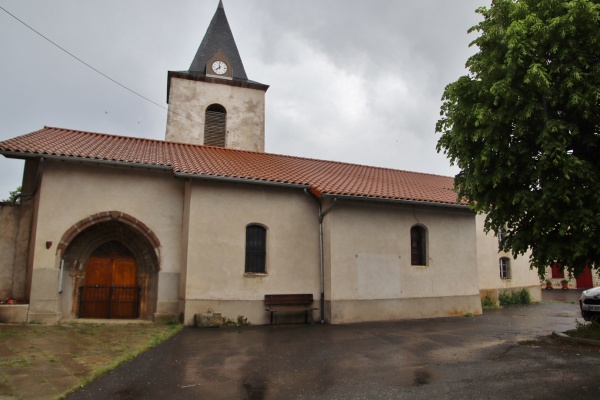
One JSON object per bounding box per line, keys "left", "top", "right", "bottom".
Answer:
{"left": 0, "top": 127, "right": 466, "bottom": 207}
{"left": 188, "top": 0, "right": 248, "bottom": 80}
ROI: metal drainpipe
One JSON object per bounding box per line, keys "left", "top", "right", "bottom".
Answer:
{"left": 305, "top": 189, "right": 336, "bottom": 323}
{"left": 12, "top": 157, "right": 44, "bottom": 204}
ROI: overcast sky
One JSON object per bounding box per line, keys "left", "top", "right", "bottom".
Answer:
{"left": 0, "top": 0, "right": 487, "bottom": 200}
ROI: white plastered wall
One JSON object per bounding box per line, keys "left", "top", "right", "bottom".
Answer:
{"left": 181, "top": 180, "right": 320, "bottom": 325}
{"left": 324, "top": 201, "right": 482, "bottom": 324}
{"left": 26, "top": 160, "right": 184, "bottom": 323}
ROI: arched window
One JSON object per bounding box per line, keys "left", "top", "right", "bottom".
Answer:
{"left": 245, "top": 224, "right": 266, "bottom": 273}
{"left": 499, "top": 257, "right": 510, "bottom": 279}
{"left": 410, "top": 225, "right": 427, "bottom": 266}
{"left": 204, "top": 104, "right": 226, "bottom": 147}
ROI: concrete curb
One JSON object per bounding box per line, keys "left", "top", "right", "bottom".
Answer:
{"left": 552, "top": 331, "right": 600, "bottom": 347}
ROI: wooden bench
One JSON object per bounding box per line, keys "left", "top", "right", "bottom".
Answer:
{"left": 264, "top": 294, "right": 318, "bottom": 326}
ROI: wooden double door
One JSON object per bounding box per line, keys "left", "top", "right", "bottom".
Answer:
{"left": 79, "top": 256, "right": 139, "bottom": 319}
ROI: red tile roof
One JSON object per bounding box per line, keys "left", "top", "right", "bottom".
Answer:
{"left": 0, "top": 127, "right": 465, "bottom": 206}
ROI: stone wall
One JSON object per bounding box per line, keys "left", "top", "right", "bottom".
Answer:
{"left": 0, "top": 202, "right": 31, "bottom": 300}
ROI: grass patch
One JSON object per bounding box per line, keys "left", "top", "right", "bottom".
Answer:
{"left": 0, "top": 357, "right": 32, "bottom": 367}
{"left": 564, "top": 318, "right": 600, "bottom": 341}
{"left": 62, "top": 323, "right": 182, "bottom": 397}
{"left": 499, "top": 289, "right": 531, "bottom": 306}
{"left": 0, "top": 323, "right": 182, "bottom": 400}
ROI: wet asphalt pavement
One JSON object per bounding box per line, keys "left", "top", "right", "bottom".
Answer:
{"left": 66, "top": 292, "right": 600, "bottom": 400}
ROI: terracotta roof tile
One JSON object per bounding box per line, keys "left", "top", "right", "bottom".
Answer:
{"left": 0, "top": 127, "right": 465, "bottom": 206}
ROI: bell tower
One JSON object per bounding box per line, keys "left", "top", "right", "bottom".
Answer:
{"left": 165, "top": 0, "right": 269, "bottom": 152}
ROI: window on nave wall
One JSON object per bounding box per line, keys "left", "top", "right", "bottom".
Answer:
{"left": 245, "top": 224, "right": 266, "bottom": 274}
{"left": 410, "top": 225, "right": 427, "bottom": 266}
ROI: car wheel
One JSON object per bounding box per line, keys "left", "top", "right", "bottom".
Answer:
{"left": 581, "top": 311, "right": 592, "bottom": 321}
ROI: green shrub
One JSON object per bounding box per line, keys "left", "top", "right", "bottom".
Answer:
{"left": 223, "top": 315, "right": 251, "bottom": 327}
{"left": 566, "top": 318, "right": 600, "bottom": 340}
{"left": 498, "top": 291, "right": 509, "bottom": 306}
{"left": 481, "top": 295, "right": 498, "bottom": 309}
{"left": 499, "top": 289, "right": 532, "bottom": 306}
{"left": 518, "top": 288, "right": 531, "bottom": 304}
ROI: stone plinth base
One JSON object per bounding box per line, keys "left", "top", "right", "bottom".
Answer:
{"left": 0, "top": 304, "right": 29, "bottom": 323}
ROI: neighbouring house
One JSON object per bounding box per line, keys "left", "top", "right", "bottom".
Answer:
{"left": 475, "top": 214, "right": 542, "bottom": 305}
{"left": 542, "top": 262, "right": 599, "bottom": 290}
{"left": 0, "top": 1, "right": 542, "bottom": 325}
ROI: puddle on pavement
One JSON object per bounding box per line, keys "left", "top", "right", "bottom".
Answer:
{"left": 242, "top": 373, "right": 268, "bottom": 400}
{"left": 413, "top": 370, "right": 432, "bottom": 386}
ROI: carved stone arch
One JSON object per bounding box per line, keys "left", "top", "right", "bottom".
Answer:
{"left": 58, "top": 211, "right": 160, "bottom": 260}
{"left": 58, "top": 211, "right": 160, "bottom": 320}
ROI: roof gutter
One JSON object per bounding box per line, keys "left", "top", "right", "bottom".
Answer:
{"left": 0, "top": 152, "right": 174, "bottom": 172}
{"left": 174, "top": 173, "right": 468, "bottom": 210}
{"left": 175, "top": 172, "right": 311, "bottom": 191}
{"left": 321, "top": 193, "right": 469, "bottom": 210}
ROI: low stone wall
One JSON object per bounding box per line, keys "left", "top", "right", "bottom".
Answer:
{"left": 0, "top": 304, "right": 29, "bottom": 323}
{"left": 0, "top": 204, "right": 20, "bottom": 298}
{"left": 0, "top": 201, "right": 33, "bottom": 301}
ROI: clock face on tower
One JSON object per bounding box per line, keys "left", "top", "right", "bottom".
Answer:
{"left": 212, "top": 61, "right": 228, "bottom": 75}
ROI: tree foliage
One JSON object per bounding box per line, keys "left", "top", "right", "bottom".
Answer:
{"left": 1, "top": 185, "right": 22, "bottom": 204}
{"left": 436, "top": 0, "right": 600, "bottom": 277}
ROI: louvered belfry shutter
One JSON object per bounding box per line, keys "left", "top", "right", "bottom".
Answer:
{"left": 204, "top": 104, "right": 226, "bottom": 147}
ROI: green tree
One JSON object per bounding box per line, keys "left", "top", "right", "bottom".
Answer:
{"left": 436, "top": 0, "right": 600, "bottom": 277}
{"left": 1, "top": 185, "right": 22, "bottom": 204}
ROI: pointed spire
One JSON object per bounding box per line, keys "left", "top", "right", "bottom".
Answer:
{"left": 189, "top": 0, "right": 248, "bottom": 80}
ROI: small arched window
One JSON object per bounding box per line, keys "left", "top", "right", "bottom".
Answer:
{"left": 499, "top": 257, "right": 510, "bottom": 279}
{"left": 245, "top": 224, "right": 266, "bottom": 273}
{"left": 204, "top": 104, "right": 226, "bottom": 147}
{"left": 410, "top": 225, "right": 427, "bottom": 266}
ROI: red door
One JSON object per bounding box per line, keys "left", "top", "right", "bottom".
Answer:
{"left": 80, "top": 256, "right": 138, "bottom": 318}
{"left": 576, "top": 266, "right": 593, "bottom": 289}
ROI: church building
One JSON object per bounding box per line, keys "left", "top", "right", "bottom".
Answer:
{"left": 0, "top": 1, "right": 541, "bottom": 325}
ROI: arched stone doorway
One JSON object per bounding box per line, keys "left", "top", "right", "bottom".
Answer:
{"left": 58, "top": 212, "right": 160, "bottom": 320}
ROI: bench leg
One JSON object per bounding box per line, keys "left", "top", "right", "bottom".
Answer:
{"left": 304, "top": 310, "right": 315, "bottom": 324}
{"left": 270, "top": 311, "right": 278, "bottom": 326}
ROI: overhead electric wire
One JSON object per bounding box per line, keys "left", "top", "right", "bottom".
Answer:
{"left": 0, "top": 5, "right": 194, "bottom": 123}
